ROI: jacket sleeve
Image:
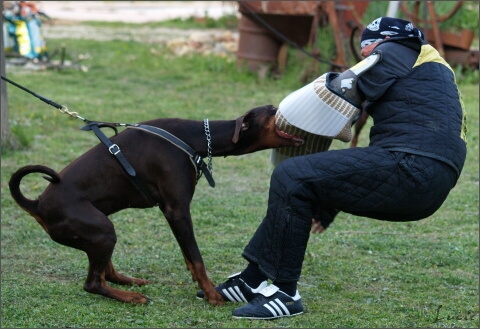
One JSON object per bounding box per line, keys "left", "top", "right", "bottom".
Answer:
{"left": 357, "top": 42, "right": 418, "bottom": 103}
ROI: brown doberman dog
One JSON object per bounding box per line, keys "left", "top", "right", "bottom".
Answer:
{"left": 9, "top": 105, "right": 304, "bottom": 306}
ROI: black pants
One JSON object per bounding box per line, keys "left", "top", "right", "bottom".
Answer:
{"left": 242, "top": 147, "right": 459, "bottom": 283}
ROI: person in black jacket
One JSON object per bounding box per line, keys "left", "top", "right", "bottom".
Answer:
{"left": 197, "top": 17, "right": 467, "bottom": 320}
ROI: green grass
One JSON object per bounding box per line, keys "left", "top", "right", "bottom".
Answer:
{"left": 1, "top": 17, "right": 479, "bottom": 329}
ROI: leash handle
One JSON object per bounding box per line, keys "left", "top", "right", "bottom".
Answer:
{"left": 2, "top": 75, "right": 89, "bottom": 121}
{"left": 1, "top": 75, "right": 63, "bottom": 109}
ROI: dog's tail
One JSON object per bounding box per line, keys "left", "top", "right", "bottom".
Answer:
{"left": 9, "top": 165, "right": 60, "bottom": 229}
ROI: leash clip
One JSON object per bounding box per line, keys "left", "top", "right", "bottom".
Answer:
{"left": 109, "top": 144, "right": 121, "bottom": 155}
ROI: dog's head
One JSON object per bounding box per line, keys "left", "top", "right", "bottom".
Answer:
{"left": 231, "top": 105, "right": 304, "bottom": 154}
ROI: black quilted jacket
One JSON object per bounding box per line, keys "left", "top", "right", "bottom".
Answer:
{"left": 357, "top": 37, "right": 467, "bottom": 178}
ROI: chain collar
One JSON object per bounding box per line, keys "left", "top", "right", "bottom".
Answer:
{"left": 203, "top": 119, "right": 213, "bottom": 175}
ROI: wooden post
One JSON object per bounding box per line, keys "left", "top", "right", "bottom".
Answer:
{"left": 1, "top": 0, "right": 20, "bottom": 150}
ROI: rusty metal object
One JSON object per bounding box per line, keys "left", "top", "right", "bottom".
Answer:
{"left": 400, "top": 1, "right": 464, "bottom": 25}
{"left": 335, "top": 1, "right": 369, "bottom": 36}
{"left": 238, "top": 1, "right": 319, "bottom": 16}
{"left": 237, "top": 1, "right": 320, "bottom": 47}
{"left": 236, "top": 14, "right": 281, "bottom": 72}
{"left": 427, "top": 1, "right": 445, "bottom": 57}
{"left": 444, "top": 48, "right": 479, "bottom": 70}
{"left": 236, "top": 1, "right": 321, "bottom": 73}
{"left": 399, "top": 1, "right": 476, "bottom": 69}
{"left": 424, "top": 28, "right": 475, "bottom": 51}
{"left": 236, "top": 1, "right": 372, "bottom": 73}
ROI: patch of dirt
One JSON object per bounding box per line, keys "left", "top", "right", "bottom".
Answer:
{"left": 42, "top": 20, "right": 239, "bottom": 58}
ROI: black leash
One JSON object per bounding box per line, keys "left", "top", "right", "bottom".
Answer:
{"left": 1, "top": 75, "right": 89, "bottom": 121}
{"left": 1, "top": 75, "right": 65, "bottom": 110}
{"left": 1, "top": 75, "right": 216, "bottom": 205}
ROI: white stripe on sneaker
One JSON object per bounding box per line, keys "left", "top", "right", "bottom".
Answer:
{"left": 263, "top": 303, "right": 278, "bottom": 317}
{"left": 233, "top": 286, "right": 248, "bottom": 302}
{"left": 263, "top": 298, "right": 291, "bottom": 317}
{"left": 222, "top": 287, "right": 247, "bottom": 302}
{"left": 275, "top": 298, "right": 290, "bottom": 314}
{"left": 270, "top": 300, "right": 283, "bottom": 316}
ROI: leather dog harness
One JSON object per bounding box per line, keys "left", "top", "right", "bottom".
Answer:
{"left": 82, "top": 121, "right": 215, "bottom": 207}
{"left": 126, "top": 122, "right": 215, "bottom": 188}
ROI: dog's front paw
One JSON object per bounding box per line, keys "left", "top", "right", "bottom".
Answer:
{"left": 206, "top": 290, "right": 225, "bottom": 306}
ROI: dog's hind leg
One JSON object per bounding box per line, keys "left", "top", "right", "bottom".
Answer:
{"left": 48, "top": 203, "right": 149, "bottom": 304}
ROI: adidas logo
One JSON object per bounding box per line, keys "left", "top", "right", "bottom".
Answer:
{"left": 263, "top": 298, "right": 292, "bottom": 317}
{"left": 222, "top": 287, "right": 247, "bottom": 302}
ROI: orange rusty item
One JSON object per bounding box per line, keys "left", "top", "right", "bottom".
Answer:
{"left": 424, "top": 29, "right": 475, "bottom": 51}
{"left": 238, "top": 1, "right": 319, "bottom": 16}
{"left": 236, "top": 15, "right": 282, "bottom": 72}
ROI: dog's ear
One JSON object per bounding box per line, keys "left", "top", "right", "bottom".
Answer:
{"left": 232, "top": 115, "right": 245, "bottom": 143}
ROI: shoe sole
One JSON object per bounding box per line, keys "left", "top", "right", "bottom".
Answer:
{"left": 232, "top": 311, "right": 303, "bottom": 320}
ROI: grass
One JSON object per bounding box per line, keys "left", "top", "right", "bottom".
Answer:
{"left": 1, "top": 14, "right": 479, "bottom": 329}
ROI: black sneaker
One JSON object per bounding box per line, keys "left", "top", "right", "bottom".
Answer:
{"left": 232, "top": 284, "right": 303, "bottom": 319}
{"left": 196, "top": 272, "right": 267, "bottom": 303}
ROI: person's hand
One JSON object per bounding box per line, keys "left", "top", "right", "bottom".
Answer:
{"left": 311, "top": 218, "right": 325, "bottom": 234}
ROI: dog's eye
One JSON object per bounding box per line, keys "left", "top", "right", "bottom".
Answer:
{"left": 241, "top": 122, "right": 249, "bottom": 131}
